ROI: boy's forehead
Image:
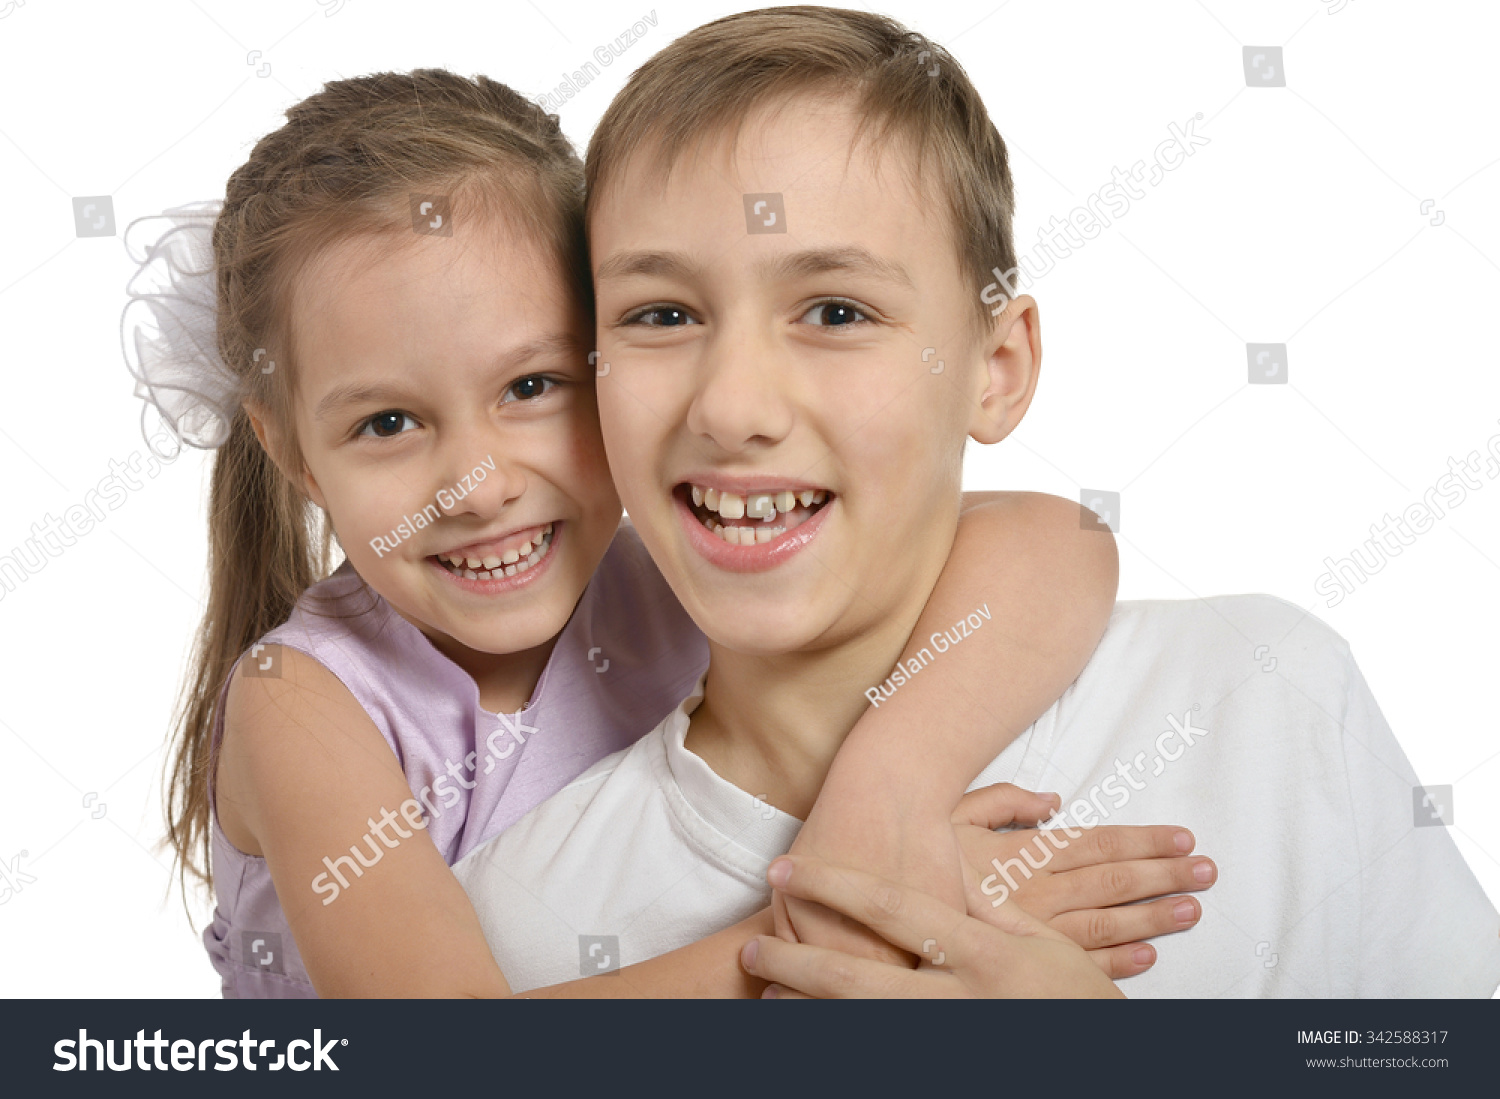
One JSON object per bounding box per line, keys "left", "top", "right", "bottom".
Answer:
{"left": 593, "top": 92, "right": 937, "bottom": 237}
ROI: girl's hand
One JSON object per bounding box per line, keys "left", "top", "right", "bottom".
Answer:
{"left": 949, "top": 784, "right": 1215, "bottom": 978}
{"left": 741, "top": 854, "right": 1123, "bottom": 998}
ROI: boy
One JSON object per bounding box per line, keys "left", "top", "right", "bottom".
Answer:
{"left": 455, "top": 7, "right": 1500, "bottom": 996}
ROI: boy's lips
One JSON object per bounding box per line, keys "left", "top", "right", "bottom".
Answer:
{"left": 674, "top": 479, "right": 834, "bottom": 572}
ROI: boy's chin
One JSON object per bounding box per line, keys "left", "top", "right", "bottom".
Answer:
{"left": 686, "top": 590, "right": 837, "bottom": 657}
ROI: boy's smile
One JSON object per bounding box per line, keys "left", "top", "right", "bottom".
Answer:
{"left": 592, "top": 91, "right": 1035, "bottom": 656}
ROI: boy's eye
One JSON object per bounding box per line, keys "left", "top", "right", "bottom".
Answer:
{"left": 360, "top": 410, "right": 418, "bottom": 438}
{"left": 800, "top": 300, "right": 869, "bottom": 327}
{"left": 502, "top": 375, "right": 556, "bottom": 403}
{"left": 625, "top": 306, "right": 697, "bottom": 327}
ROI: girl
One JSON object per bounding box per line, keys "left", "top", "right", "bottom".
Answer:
{"left": 131, "top": 69, "right": 1193, "bottom": 998}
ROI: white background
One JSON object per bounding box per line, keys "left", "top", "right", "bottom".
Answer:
{"left": 0, "top": 0, "right": 1495, "bottom": 997}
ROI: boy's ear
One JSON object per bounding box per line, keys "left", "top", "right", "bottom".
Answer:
{"left": 245, "top": 402, "right": 328, "bottom": 510}
{"left": 968, "top": 294, "right": 1041, "bottom": 445}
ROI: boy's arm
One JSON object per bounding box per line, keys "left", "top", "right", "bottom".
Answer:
{"left": 780, "top": 490, "right": 1118, "bottom": 958}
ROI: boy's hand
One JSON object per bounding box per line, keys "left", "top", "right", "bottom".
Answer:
{"left": 774, "top": 780, "right": 966, "bottom": 968}
{"left": 745, "top": 854, "right": 1124, "bottom": 999}
{"left": 950, "top": 783, "right": 1215, "bottom": 978}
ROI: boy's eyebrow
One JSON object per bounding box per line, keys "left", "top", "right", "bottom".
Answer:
{"left": 595, "top": 246, "right": 914, "bottom": 290}
{"left": 313, "top": 334, "right": 576, "bottom": 420}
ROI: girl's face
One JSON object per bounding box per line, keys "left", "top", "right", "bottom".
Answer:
{"left": 280, "top": 208, "right": 621, "bottom": 666}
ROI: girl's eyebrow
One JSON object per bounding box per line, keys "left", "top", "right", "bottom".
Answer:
{"left": 315, "top": 382, "right": 414, "bottom": 421}
{"left": 595, "top": 246, "right": 913, "bottom": 289}
{"left": 312, "top": 334, "right": 578, "bottom": 421}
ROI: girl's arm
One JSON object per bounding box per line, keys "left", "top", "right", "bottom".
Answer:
{"left": 778, "top": 490, "right": 1120, "bottom": 959}
{"left": 220, "top": 646, "right": 770, "bottom": 998}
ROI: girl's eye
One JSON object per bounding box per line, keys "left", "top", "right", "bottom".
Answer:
{"left": 625, "top": 306, "right": 697, "bottom": 328}
{"left": 502, "top": 375, "right": 556, "bottom": 403}
{"left": 800, "top": 300, "right": 870, "bottom": 327}
{"left": 359, "top": 410, "right": 418, "bottom": 438}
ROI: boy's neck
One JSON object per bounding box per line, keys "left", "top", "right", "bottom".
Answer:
{"left": 683, "top": 566, "right": 945, "bottom": 820}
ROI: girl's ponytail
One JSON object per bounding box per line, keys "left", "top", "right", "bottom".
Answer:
{"left": 165, "top": 413, "right": 331, "bottom": 895}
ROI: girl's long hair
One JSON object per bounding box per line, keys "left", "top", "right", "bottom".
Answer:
{"left": 165, "top": 69, "right": 589, "bottom": 901}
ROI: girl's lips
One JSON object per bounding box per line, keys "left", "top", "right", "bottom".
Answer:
{"left": 427, "top": 522, "right": 561, "bottom": 594}
{"left": 675, "top": 488, "right": 832, "bottom": 573}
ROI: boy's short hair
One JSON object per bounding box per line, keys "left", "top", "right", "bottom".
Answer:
{"left": 584, "top": 5, "right": 1017, "bottom": 338}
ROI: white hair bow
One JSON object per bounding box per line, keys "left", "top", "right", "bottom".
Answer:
{"left": 120, "top": 201, "right": 242, "bottom": 454}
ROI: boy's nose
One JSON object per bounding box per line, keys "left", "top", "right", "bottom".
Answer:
{"left": 686, "top": 326, "right": 795, "bottom": 454}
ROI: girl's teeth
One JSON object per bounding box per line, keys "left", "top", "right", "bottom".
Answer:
{"left": 746, "top": 494, "right": 774, "bottom": 520}
{"left": 719, "top": 492, "right": 745, "bottom": 519}
{"left": 798, "top": 490, "right": 815, "bottom": 507}
{"left": 440, "top": 527, "right": 554, "bottom": 580}
{"left": 776, "top": 490, "right": 796, "bottom": 513}
{"left": 705, "top": 487, "right": 720, "bottom": 510}
{"left": 691, "top": 485, "right": 705, "bottom": 507}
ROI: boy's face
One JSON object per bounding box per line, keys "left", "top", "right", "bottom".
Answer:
{"left": 278, "top": 210, "right": 621, "bottom": 665}
{"left": 592, "top": 93, "right": 1035, "bottom": 655}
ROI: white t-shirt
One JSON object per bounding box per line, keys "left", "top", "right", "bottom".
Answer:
{"left": 452, "top": 596, "right": 1500, "bottom": 997}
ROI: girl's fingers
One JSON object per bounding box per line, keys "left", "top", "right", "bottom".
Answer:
{"left": 952, "top": 783, "right": 1061, "bottom": 829}
{"left": 767, "top": 854, "right": 975, "bottom": 962}
{"left": 1038, "top": 824, "right": 1195, "bottom": 872}
{"left": 1050, "top": 856, "right": 1216, "bottom": 912}
{"left": 742, "top": 935, "right": 949, "bottom": 999}
{"left": 1050, "top": 893, "right": 1202, "bottom": 950}
{"left": 1089, "top": 941, "right": 1156, "bottom": 980}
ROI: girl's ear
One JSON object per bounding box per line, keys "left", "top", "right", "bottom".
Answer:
{"left": 968, "top": 294, "right": 1041, "bottom": 445}
{"left": 245, "top": 402, "right": 327, "bottom": 510}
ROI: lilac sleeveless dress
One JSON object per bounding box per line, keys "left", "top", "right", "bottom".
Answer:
{"left": 203, "top": 525, "right": 708, "bottom": 997}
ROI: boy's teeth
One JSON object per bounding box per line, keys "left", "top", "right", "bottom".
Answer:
{"left": 689, "top": 482, "right": 829, "bottom": 523}
{"left": 483, "top": 555, "right": 501, "bottom": 570}
{"left": 502, "top": 548, "right": 520, "bottom": 565}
